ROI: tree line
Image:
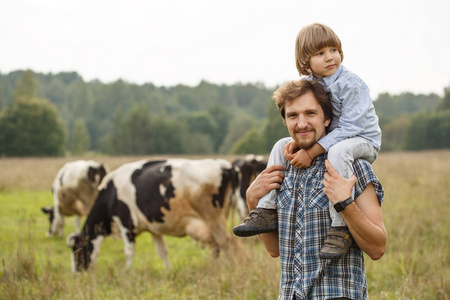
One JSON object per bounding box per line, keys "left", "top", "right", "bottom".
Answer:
{"left": 0, "top": 70, "right": 449, "bottom": 157}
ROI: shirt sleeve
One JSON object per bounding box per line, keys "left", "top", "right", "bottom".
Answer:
{"left": 353, "top": 159, "right": 384, "bottom": 205}
{"left": 318, "top": 76, "right": 372, "bottom": 151}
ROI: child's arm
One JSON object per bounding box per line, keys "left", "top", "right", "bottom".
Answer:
{"left": 290, "top": 143, "right": 325, "bottom": 169}
{"left": 283, "top": 140, "right": 325, "bottom": 169}
{"left": 318, "top": 77, "right": 373, "bottom": 152}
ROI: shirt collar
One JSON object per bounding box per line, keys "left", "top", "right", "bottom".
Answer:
{"left": 313, "top": 64, "right": 344, "bottom": 88}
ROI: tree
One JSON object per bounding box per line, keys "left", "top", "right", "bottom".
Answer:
{"left": 207, "top": 103, "right": 231, "bottom": 153}
{"left": 262, "top": 100, "right": 287, "bottom": 152}
{"left": 70, "top": 118, "right": 90, "bottom": 155}
{"left": 380, "top": 115, "right": 411, "bottom": 151}
{"left": 0, "top": 98, "right": 66, "bottom": 156}
{"left": 436, "top": 85, "right": 450, "bottom": 111}
{"left": 0, "top": 71, "right": 66, "bottom": 156}
{"left": 230, "top": 128, "right": 266, "bottom": 154}
{"left": 13, "top": 69, "right": 36, "bottom": 101}
{"left": 402, "top": 111, "right": 450, "bottom": 151}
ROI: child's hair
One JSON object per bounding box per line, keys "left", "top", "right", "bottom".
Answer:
{"left": 295, "top": 23, "right": 344, "bottom": 76}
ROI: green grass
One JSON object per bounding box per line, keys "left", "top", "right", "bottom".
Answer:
{"left": 0, "top": 189, "right": 280, "bottom": 299}
{"left": 1, "top": 152, "right": 449, "bottom": 299}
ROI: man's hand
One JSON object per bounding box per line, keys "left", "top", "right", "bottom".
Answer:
{"left": 246, "top": 164, "right": 285, "bottom": 211}
{"left": 322, "top": 159, "right": 357, "bottom": 204}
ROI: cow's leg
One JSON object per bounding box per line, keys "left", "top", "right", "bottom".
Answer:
{"left": 74, "top": 215, "right": 81, "bottom": 233}
{"left": 150, "top": 232, "right": 170, "bottom": 269}
{"left": 112, "top": 216, "right": 135, "bottom": 269}
{"left": 89, "top": 235, "right": 105, "bottom": 268}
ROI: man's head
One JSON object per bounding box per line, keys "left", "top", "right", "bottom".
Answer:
{"left": 273, "top": 79, "right": 332, "bottom": 149}
{"left": 295, "top": 23, "right": 344, "bottom": 76}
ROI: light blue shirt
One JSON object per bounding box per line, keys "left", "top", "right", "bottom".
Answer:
{"left": 307, "top": 65, "right": 382, "bottom": 152}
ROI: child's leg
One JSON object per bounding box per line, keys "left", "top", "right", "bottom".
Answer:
{"left": 233, "top": 137, "right": 291, "bottom": 237}
{"left": 320, "top": 137, "right": 378, "bottom": 259}
{"left": 256, "top": 137, "right": 292, "bottom": 209}
{"left": 327, "top": 137, "right": 378, "bottom": 227}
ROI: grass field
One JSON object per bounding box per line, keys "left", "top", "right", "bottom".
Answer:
{"left": 0, "top": 152, "right": 449, "bottom": 299}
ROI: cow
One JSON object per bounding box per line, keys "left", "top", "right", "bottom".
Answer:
{"left": 42, "top": 160, "right": 109, "bottom": 238}
{"left": 66, "top": 158, "right": 237, "bottom": 272}
{"left": 232, "top": 154, "right": 267, "bottom": 220}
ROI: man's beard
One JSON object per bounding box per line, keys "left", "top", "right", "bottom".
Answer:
{"left": 296, "top": 139, "right": 315, "bottom": 150}
{"left": 293, "top": 127, "right": 316, "bottom": 150}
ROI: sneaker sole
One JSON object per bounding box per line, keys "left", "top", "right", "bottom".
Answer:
{"left": 319, "top": 252, "right": 346, "bottom": 260}
{"left": 233, "top": 224, "right": 278, "bottom": 237}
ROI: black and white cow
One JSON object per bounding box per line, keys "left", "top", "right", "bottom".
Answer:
{"left": 67, "top": 158, "right": 237, "bottom": 271}
{"left": 232, "top": 155, "right": 267, "bottom": 220}
{"left": 42, "top": 160, "right": 109, "bottom": 237}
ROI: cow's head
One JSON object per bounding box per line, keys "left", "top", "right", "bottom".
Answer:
{"left": 41, "top": 206, "right": 64, "bottom": 237}
{"left": 232, "top": 155, "right": 267, "bottom": 219}
{"left": 41, "top": 206, "right": 55, "bottom": 235}
{"left": 67, "top": 232, "right": 93, "bottom": 272}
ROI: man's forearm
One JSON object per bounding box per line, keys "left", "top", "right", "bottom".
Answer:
{"left": 340, "top": 186, "right": 387, "bottom": 260}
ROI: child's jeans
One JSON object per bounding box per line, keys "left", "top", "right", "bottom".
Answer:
{"left": 327, "top": 137, "right": 378, "bottom": 227}
{"left": 256, "top": 137, "right": 291, "bottom": 209}
{"left": 256, "top": 136, "right": 378, "bottom": 228}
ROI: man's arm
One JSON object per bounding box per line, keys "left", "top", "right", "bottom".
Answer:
{"left": 323, "top": 160, "right": 387, "bottom": 260}
{"left": 245, "top": 164, "right": 284, "bottom": 257}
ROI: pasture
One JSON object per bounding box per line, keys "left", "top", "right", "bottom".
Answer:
{"left": 0, "top": 152, "right": 449, "bottom": 299}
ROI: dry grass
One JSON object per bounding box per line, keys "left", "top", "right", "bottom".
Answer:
{"left": 1, "top": 151, "right": 449, "bottom": 299}
{"left": 0, "top": 154, "right": 245, "bottom": 191}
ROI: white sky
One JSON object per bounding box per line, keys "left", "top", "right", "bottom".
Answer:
{"left": 1, "top": 0, "right": 449, "bottom": 98}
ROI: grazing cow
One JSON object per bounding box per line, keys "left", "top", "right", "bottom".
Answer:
{"left": 42, "top": 160, "right": 109, "bottom": 237}
{"left": 232, "top": 155, "right": 267, "bottom": 220}
{"left": 66, "top": 158, "right": 237, "bottom": 272}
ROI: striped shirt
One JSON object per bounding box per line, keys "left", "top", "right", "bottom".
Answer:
{"left": 276, "top": 154, "right": 384, "bottom": 300}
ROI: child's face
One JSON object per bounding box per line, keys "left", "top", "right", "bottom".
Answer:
{"left": 308, "top": 46, "right": 342, "bottom": 79}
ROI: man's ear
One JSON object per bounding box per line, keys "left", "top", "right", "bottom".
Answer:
{"left": 325, "top": 118, "right": 331, "bottom": 127}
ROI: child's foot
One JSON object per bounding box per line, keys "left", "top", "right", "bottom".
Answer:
{"left": 233, "top": 208, "right": 278, "bottom": 237}
{"left": 319, "top": 227, "right": 353, "bottom": 260}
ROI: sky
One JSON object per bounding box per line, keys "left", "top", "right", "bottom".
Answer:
{"left": 1, "top": 0, "right": 449, "bottom": 99}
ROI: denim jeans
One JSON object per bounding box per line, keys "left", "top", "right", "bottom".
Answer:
{"left": 327, "top": 137, "right": 378, "bottom": 227}
{"left": 257, "top": 136, "right": 378, "bottom": 228}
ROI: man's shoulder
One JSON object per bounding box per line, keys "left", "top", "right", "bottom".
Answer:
{"left": 352, "top": 159, "right": 384, "bottom": 202}
{"left": 352, "top": 159, "right": 374, "bottom": 175}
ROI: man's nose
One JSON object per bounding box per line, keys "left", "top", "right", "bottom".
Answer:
{"left": 297, "top": 115, "right": 308, "bottom": 128}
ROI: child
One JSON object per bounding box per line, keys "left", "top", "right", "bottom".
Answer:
{"left": 233, "top": 23, "right": 381, "bottom": 260}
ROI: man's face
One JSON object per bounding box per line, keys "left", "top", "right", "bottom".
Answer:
{"left": 284, "top": 91, "right": 330, "bottom": 149}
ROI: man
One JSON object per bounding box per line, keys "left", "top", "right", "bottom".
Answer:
{"left": 246, "top": 79, "right": 386, "bottom": 299}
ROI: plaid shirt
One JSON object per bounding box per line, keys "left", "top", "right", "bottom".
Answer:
{"left": 277, "top": 154, "right": 384, "bottom": 300}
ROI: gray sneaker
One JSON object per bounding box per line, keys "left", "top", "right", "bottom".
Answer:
{"left": 233, "top": 208, "right": 278, "bottom": 237}
{"left": 319, "top": 228, "right": 353, "bottom": 260}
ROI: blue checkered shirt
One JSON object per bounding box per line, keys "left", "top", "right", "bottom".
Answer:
{"left": 276, "top": 154, "right": 384, "bottom": 300}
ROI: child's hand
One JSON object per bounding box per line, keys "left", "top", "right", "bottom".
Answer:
{"left": 283, "top": 140, "right": 298, "bottom": 160}
{"left": 290, "top": 149, "right": 312, "bottom": 169}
